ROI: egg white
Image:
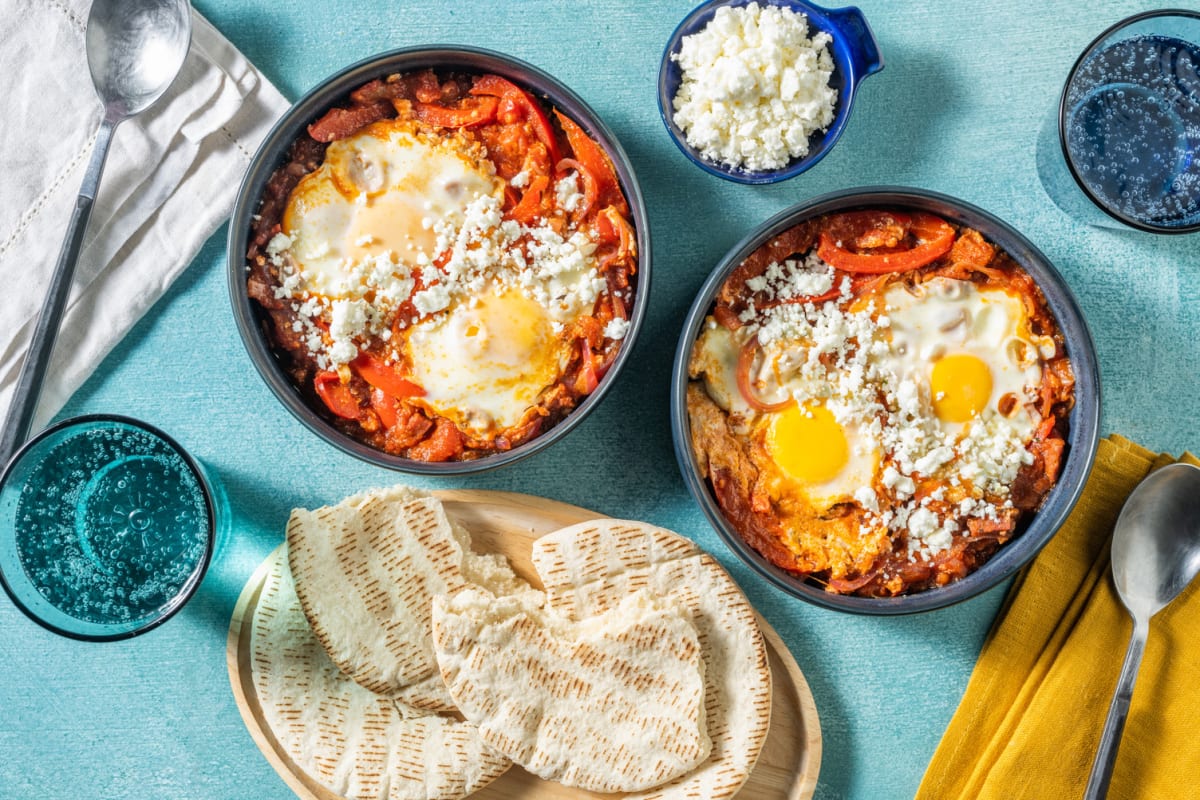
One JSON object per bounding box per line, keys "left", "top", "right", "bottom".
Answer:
{"left": 403, "top": 287, "right": 570, "bottom": 435}
{"left": 874, "top": 277, "right": 1049, "bottom": 439}
{"left": 282, "top": 119, "right": 502, "bottom": 299}
{"left": 691, "top": 320, "right": 881, "bottom": 511}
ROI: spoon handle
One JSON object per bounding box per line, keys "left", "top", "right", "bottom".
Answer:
{"left": 0, "top": 117, "right": 119, "bottom": 469}
{"left": 1084, "top": 617, "right": 1149, "bottom": 800}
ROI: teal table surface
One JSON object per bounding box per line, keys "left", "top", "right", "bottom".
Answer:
{"left": 3, "top": 2, "right": 1198, "bottom": 799}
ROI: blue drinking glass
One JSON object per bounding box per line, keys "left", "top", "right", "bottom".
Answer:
{"left": 1037, "top": 10, "right": 1200, "bottom": 233}
{"left": 0, "top": 415, "right": 225, "bottom": 640}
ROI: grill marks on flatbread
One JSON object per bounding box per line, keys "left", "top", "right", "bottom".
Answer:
{"left": 432, "top": 588, "right": 711, "bottom": 793}
{"left": 530, "top": 520, "right": 772, "bottom": 800}
{"left": 286, "top": 486, "right": 525, "bottom": 708}
{"left": 271, "top": 486, "right": 768, "bottom": 798}
{"left": 249, "top": 555, "right": 510, "bottom": 800}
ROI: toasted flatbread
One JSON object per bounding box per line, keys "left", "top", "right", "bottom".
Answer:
{"left": 249, "top": 552, "right": 510, "bottom": 800}
{"left": 432, "top": 587, "right": 710, "bottom": 793}
{"left": 530, "top": 519, "right": 772, "bottom": 800}
{"left": 286, "top": 485, "right": 525, "bottom": 708}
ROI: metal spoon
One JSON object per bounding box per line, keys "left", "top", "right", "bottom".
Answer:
{"left": 0, "top": 0, "right": 191, "bottom": 468}
{"left": 1084, "top": 462, "right": 1200, "bottom": 799}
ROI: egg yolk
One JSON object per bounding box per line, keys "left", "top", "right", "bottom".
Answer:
{"left": 404, "top": 288, "right": 561, "bottom": 434}
{"left": 931, "top": 353, "right": 993, "bottom": 422}
{"left": 457, "top": 291, "right": 551, "bottom": 376}
{"left": 346, "top": 194, "right": 436, "bottom": 262}
{"left": 767, "top": 403, "right": 849, "bottom": 484}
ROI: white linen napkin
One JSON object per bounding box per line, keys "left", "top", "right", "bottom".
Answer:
{"left": 0, "top": 0, "right": 289, "bottom": 429}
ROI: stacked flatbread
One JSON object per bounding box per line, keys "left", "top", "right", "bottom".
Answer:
{"left": 251, "top": 558, "right": 510, "bottom": 800}
{"left": 433, "top": 586, "right": 711, "bottom": 793}
{"left": 530, "top": 520, "right": 772, "bottom": 800}
{"left": 529, "top": 520, "right": 773, "bottom": 800}
{"left": 248, "top": 486, "right": 772, "bottom": 800}
{"left": 252, "top": 486, "right": 520, "bottom": 800}
{"left": 285, "top": 485, "right": 525, "bottom": 711}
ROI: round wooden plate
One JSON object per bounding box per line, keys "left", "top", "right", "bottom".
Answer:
{"left": 226, "top": 490, "right": 822, "bottom": 800}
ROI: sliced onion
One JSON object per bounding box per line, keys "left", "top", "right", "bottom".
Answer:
{"left": 826, "top": 568, "right": 881, "bottom": 594}
{"left": 735, "top": 335, "right": 793, "bottom": 413}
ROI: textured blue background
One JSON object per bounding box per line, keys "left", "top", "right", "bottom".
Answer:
{"left": 2, "top": 2, "right": 1198, "bottom": 799}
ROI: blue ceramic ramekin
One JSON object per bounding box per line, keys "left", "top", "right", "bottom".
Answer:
{"left": 658, "top": 0, "right": 883, "bottom": 184}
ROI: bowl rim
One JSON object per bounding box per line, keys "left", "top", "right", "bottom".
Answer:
{"left": 657, "top": 0, "right": 883, "bottom": 185}
{"left": 0, "top": 413, "right": 217, "bottom": 641}
{"left": 226, "top": 45, "right": 651, "bottom": 475}
{"left": 670, "top": 186, "right": 1102, "bottom": 614}
{"left": 1055, "top": 8, "right": 1200, "bottom": 234}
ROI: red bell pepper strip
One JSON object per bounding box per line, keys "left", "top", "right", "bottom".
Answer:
{"left": 470, "top": 75, "right": 561, "bottom": 165}
{"left": 553, "top": 110, "right": 627, "bottom": 215}
{"left": 817, "top": 213, "right": 955, "bottom": 274}
{"left": 408, "top": 418, "right": 464, "bottom": 462}
{"left": 713, "top": 305, "right": 741, "bottom": 330}
{"left": 576, "top": 339, "right": 601, "bottom": 395}
{"left": 351, "top": 353, "right": 425, "bottom": 400}
{"left": 414, "top": 96, "right": 499, "bottom": 128}
{"left": 509, "top": 175, "right": 550, "bottom": 224}
{"left": 370, "top": 388, "right": 398, "bottom": 430}
{"left": 314, "top": 372, "right": 361, "bottom": 419}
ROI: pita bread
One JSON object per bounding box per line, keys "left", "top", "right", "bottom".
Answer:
{"left": 432, "top": 587, "right": 710, "bottom": 793}
{"left": 286, "top": 485, "right": 526, "bottom": 708}
{"left": 530, "top": 519, "right": 772, "bottom": 800}
{"left": 249, "top": 552, "right": 510, "bottom": 800}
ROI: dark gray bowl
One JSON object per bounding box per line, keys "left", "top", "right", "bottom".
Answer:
{"left": 670, "top": 187, "right": 1101, "bottom": 613}
{"left": 227, "top": 46, "right": 649, "bottom": 475}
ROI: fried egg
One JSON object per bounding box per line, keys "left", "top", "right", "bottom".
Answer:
{"left": 282, "top": 119, "right": 502, "bottom": 298}
{"left": 875, "top": 277, "right": 1052, "bottom": 439}
{"left": 403, "top": 288, "right": 570, "bottom": 435}
{"left": 691, "top": 321, "right": 880, "bottom": 511}
{"left": 759, "top": 401, "right": 880, "bottom": 511}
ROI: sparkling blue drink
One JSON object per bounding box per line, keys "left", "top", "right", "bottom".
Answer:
{"left": 0, "top": 416, "right": 218, "bottom": 640}
{"left": 1047, "top": 11, "right": 1200, "bottom": 232}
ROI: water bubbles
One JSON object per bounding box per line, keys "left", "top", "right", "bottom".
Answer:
{"left": 12, "top": 424, "right": 210, "bottom": 625}
{"left": 1065, "top": 34, "right": 1200, "bottom": 227}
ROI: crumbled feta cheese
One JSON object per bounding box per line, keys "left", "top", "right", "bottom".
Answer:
{"left": 266, "top": 232, "right": 292, "bottom": 258}
{"left": 604, "top": 317, "right": 631, "bottom": 341}
{"left": 413, "top": 282, "right": 452, "bottom": 315}
{"left": 853, "top": 487, "right": 880, "bottom": 513}
{"left": 266, "top": 137, "right": 633, "bottom": 379}
{"left": 327, "top": 298, "right": 370, "bottom": 366}
{"left": 555, "top": 172, "right": 583, "bottom": 213}
{"left": 671, "top": 1, "right": 837, "bottom": 171}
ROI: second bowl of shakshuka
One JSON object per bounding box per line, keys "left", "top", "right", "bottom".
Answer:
{"left": 228, "top": 46, "right": 648, "bottom": 474}
{"left": 671, "top": 187, "right": 1099, "bottom": 614}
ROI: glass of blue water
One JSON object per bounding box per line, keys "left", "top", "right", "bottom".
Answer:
{"left": 0, "top": 415, "right": 222, "bottom": 641}
{"left": 1037, "top": 10, "right": 1200, "bottom": 233}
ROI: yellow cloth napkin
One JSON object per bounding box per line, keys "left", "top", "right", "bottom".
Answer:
{"left": 917, "top": 435, "right": 1200, "bottom": 800}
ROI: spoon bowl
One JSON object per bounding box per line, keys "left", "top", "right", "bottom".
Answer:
{"left": 86, "top": 0, "right": 191, "bottom": 117}
{"left": 1085, "top": 462, "right": 1200, "bottom": 798}
{"left": 1111, "top": 464, "right": 1200, "bottom": 618}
